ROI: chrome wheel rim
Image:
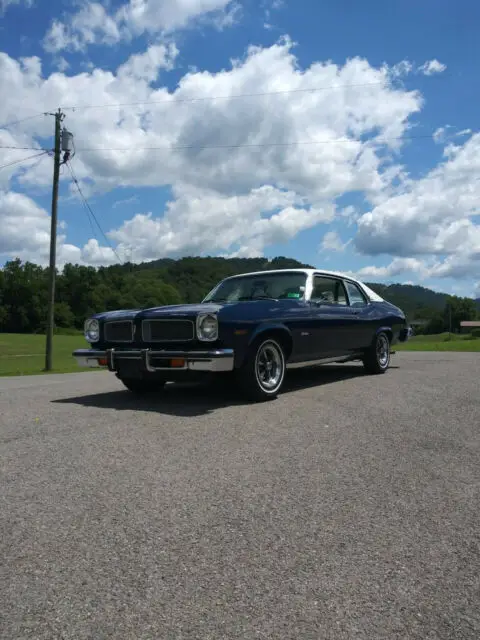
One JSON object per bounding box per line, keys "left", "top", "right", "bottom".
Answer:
{"left": 255, "top": 341, "right": 284, "bottom": 392}
{"left": 376, "top": 334, "right": 390, "bottom": 368}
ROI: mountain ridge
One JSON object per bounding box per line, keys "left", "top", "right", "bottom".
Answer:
{"left": 132, "top": 256, "right": 472, "bottom": 318}
{"left": 1, "top": 256, "right": 477, "bottom": 335}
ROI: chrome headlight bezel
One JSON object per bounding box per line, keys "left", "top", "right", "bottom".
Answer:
{"left": 84, "top": 318, "right": 100, "bottom": 343}
{"left": 196, "top": 313, "right": 218, "bottom": 342}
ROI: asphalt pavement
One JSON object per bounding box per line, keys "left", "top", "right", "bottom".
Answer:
{"left": 1, "top": 352, "right": 479, "bottom": 639}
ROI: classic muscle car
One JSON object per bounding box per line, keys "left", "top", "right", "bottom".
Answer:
{"left": 73, "top": 268, "right": 409, "bottom": 401}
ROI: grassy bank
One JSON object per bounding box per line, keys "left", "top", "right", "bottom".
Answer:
{"left": 0, "top": 333, "right": 89, "bottom": 376}
{"left": 1, "top": 330, "right": 478, "bottom": 377}
{"left": 396, "top": 332, "right": 480, "bottom": 352}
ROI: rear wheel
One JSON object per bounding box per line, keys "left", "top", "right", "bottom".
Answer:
{"left": 236, "top": 337, "right": 286, "bottom": 401}
{"left": 120, "top": 377, "right": 166, "bottom": 394}
{"left": 362, "top": 331, "right": 391, "bottom": 374}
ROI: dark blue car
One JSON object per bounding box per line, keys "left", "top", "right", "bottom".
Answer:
{"left": 73, "top": 268, "right": 409, "bottom": 401}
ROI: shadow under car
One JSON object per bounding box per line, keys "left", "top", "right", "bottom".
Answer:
{"left": 53, "top": 363, "right": 398, "bottom": 417}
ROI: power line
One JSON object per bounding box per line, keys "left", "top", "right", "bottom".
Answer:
{"left": 1, "top": 129, "right": 467, "bottom": 155}
{"left": 0, "top": 82, "right": 407, "bottom": 131}
{"left": 65, "top": 162, "right": 97, "bottom": 240}
{"left": 0, "top": 113, "right": 47, "bottom": 130}
{"left": 0, "top": 133, "right": 470, "bottom": 159}
{"left": 0, "top": 150, "right": 49, "bottom": 172}
{"left": 59, "top": 80, "right": 391, "bottom": 112}
{"left": 73, "top": 132, "right": 438, "bottom": 152}
{"left": 66, "top": 161, "right": 123, "bottom": 264}
{"left": 0, "top": 131, "right": 451, "bottom": 156}
{"left": 0, "top": 71, "right": 452, "bottom": 128}
{"left": 0, "top": 145, "right": 51, "bottom": 151}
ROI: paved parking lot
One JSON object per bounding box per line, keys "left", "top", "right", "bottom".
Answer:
{"left": 1, "top": 352, "right": 479, "bottom": 639}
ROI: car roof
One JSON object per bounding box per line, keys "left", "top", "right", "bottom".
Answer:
{"left": 223, "top": 268, "right": 385, "bottom": 302}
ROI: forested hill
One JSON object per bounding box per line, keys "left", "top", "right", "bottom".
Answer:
{"left": 0, "top": 256, "right": 478, "bottom": 335}
{"left": 363, "top": 282, "right": 449, "bottom": 314}
{"left": 136, "top": 256, "right": 453, "bottom": 311}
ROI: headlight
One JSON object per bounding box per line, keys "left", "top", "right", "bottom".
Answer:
{"left": 196, "top": 314, "right": 218, "bottom": 342}
{"left": 84, "top": 318, "right": 100, "bottom": 343}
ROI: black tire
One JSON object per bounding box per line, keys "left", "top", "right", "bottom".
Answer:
{"left": 236, "top": 337, "right": 286, "bottom": 401}
{"left": 362, "top": 331, "right": 391, "bottom": 374}
{"left": 120, "top": 377, "right": 166, "bottom": 394}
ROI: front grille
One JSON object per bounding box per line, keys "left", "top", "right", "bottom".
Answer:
{"left": 142, "top": 319, "right": 194, "bottom": 342}
{"left": 104, "top": 320, "right": 133, "bottom": 342}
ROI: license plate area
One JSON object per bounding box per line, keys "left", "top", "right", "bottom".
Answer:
{"left": 116, "top": 359, "right": 144, "bottom": 378}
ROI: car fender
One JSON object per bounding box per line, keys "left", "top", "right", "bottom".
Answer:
{"left": 375, "top": 325, "right": 394, "bottom": 342}
{"left": 235, "top": 322, "right": 293, "bottom": 367}
{"left": 248, "top": 322, "right": 293, "bottom": 345}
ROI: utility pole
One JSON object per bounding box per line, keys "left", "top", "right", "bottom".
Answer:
{"left": 44, "top": 109, "right": 65, "bottom": 372}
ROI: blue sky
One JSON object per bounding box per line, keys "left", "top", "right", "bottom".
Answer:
{"left": 0, "top": 0, "right": 479, "bottom": 297}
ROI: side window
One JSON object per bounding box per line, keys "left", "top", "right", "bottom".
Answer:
{"left": 311, "top": 276, "right": 347, "bottom": 305}
{"left": 345, "top": 280, "right": 368, "bottom": 307}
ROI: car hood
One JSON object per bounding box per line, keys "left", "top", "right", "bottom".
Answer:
{"left": 92, "top": 299, "right": 305, "bottom": 322}
{"left": 140, "top": 303, "right": 225, "bottom": 317}
{"left": 92, "top": 308, "right": 142, "bottom": 321}
{"left": 92, "top": 302, "right": 225, "bottom": 321}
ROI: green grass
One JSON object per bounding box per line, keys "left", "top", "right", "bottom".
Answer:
{"left": 1, "top": 330, "right": 479, "bottom": 377}
{"left": 0, "top": 333, "right": 92, "bottom": 376}
{"left": 396, "top": 332, "right": 480, "bottom": 352}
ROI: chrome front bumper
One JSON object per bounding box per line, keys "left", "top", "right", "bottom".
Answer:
{"left": 73, "top": 347, "right": 235, "bottom": 373}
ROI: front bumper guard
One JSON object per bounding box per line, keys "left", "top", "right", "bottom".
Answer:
{"left": 73, "top": 347, "right": 235, "bottom": 373}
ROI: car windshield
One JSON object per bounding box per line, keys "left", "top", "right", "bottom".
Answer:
{"left": 203, "top": 271, "right": 308, "bottom": 303}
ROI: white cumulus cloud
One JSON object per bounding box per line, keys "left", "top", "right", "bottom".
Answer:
{"left": 354, "top": 258, "right": 431, "bottom": 281}
{"left": 0, "top": 38, "right": 427, "bottom": 265}
{"left": 43, "top": 0, "right": 237, "bottom": 52}
{"left": 355, "top": 134, "right": 480, "bottom": 272}
{"left": 386, "top": 58, "right": 447, "bottom": 79}
{"left": 0, "top": 0, "right": 33, "bottom": 14}
{"left": 418, "top": 59, "right": 447, "bottom": 76}
{"left": 108, "top": 184, "right": 334, "bottom": 260}
{"left": 1, "top": 37, "right": 476, "bottom": 284}
{"left": 319, "top": 231, "right": 349, "bottom": 253}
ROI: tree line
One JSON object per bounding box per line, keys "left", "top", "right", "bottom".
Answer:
{"left": 0, "top": 257, "right": 478, "bottom": 335}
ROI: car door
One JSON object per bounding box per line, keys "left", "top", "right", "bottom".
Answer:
{"left": 343, "top": 279, "right": 373, "bottom": 349}
{"left": 282, "top": 299, "right": 320, "bottom": 363}
{"left": 308, "top": 274, "right": 360, "bottom": 358}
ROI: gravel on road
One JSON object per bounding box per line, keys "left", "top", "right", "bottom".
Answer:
{"left": 1, "top": 352, "right": 479, "bottom": 639}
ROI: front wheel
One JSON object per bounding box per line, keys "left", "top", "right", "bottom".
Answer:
{"left": 236, "top": 337, "right": 286, "bottom": 401}
{"left": 362, "top": 331, "right": 391, "bottom": 374}
{"left": 120, "top": 377, "right": 166, "bottom": 394}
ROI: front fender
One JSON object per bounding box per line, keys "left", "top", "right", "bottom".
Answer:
{"left": 234, "top": 322, "right": 293, "bottom": 368}
{"left": 248, "top": 322, "right": 293, "bottom": 347}
{"left": 375, "top": 325, "right": 394, "bottom": 340}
